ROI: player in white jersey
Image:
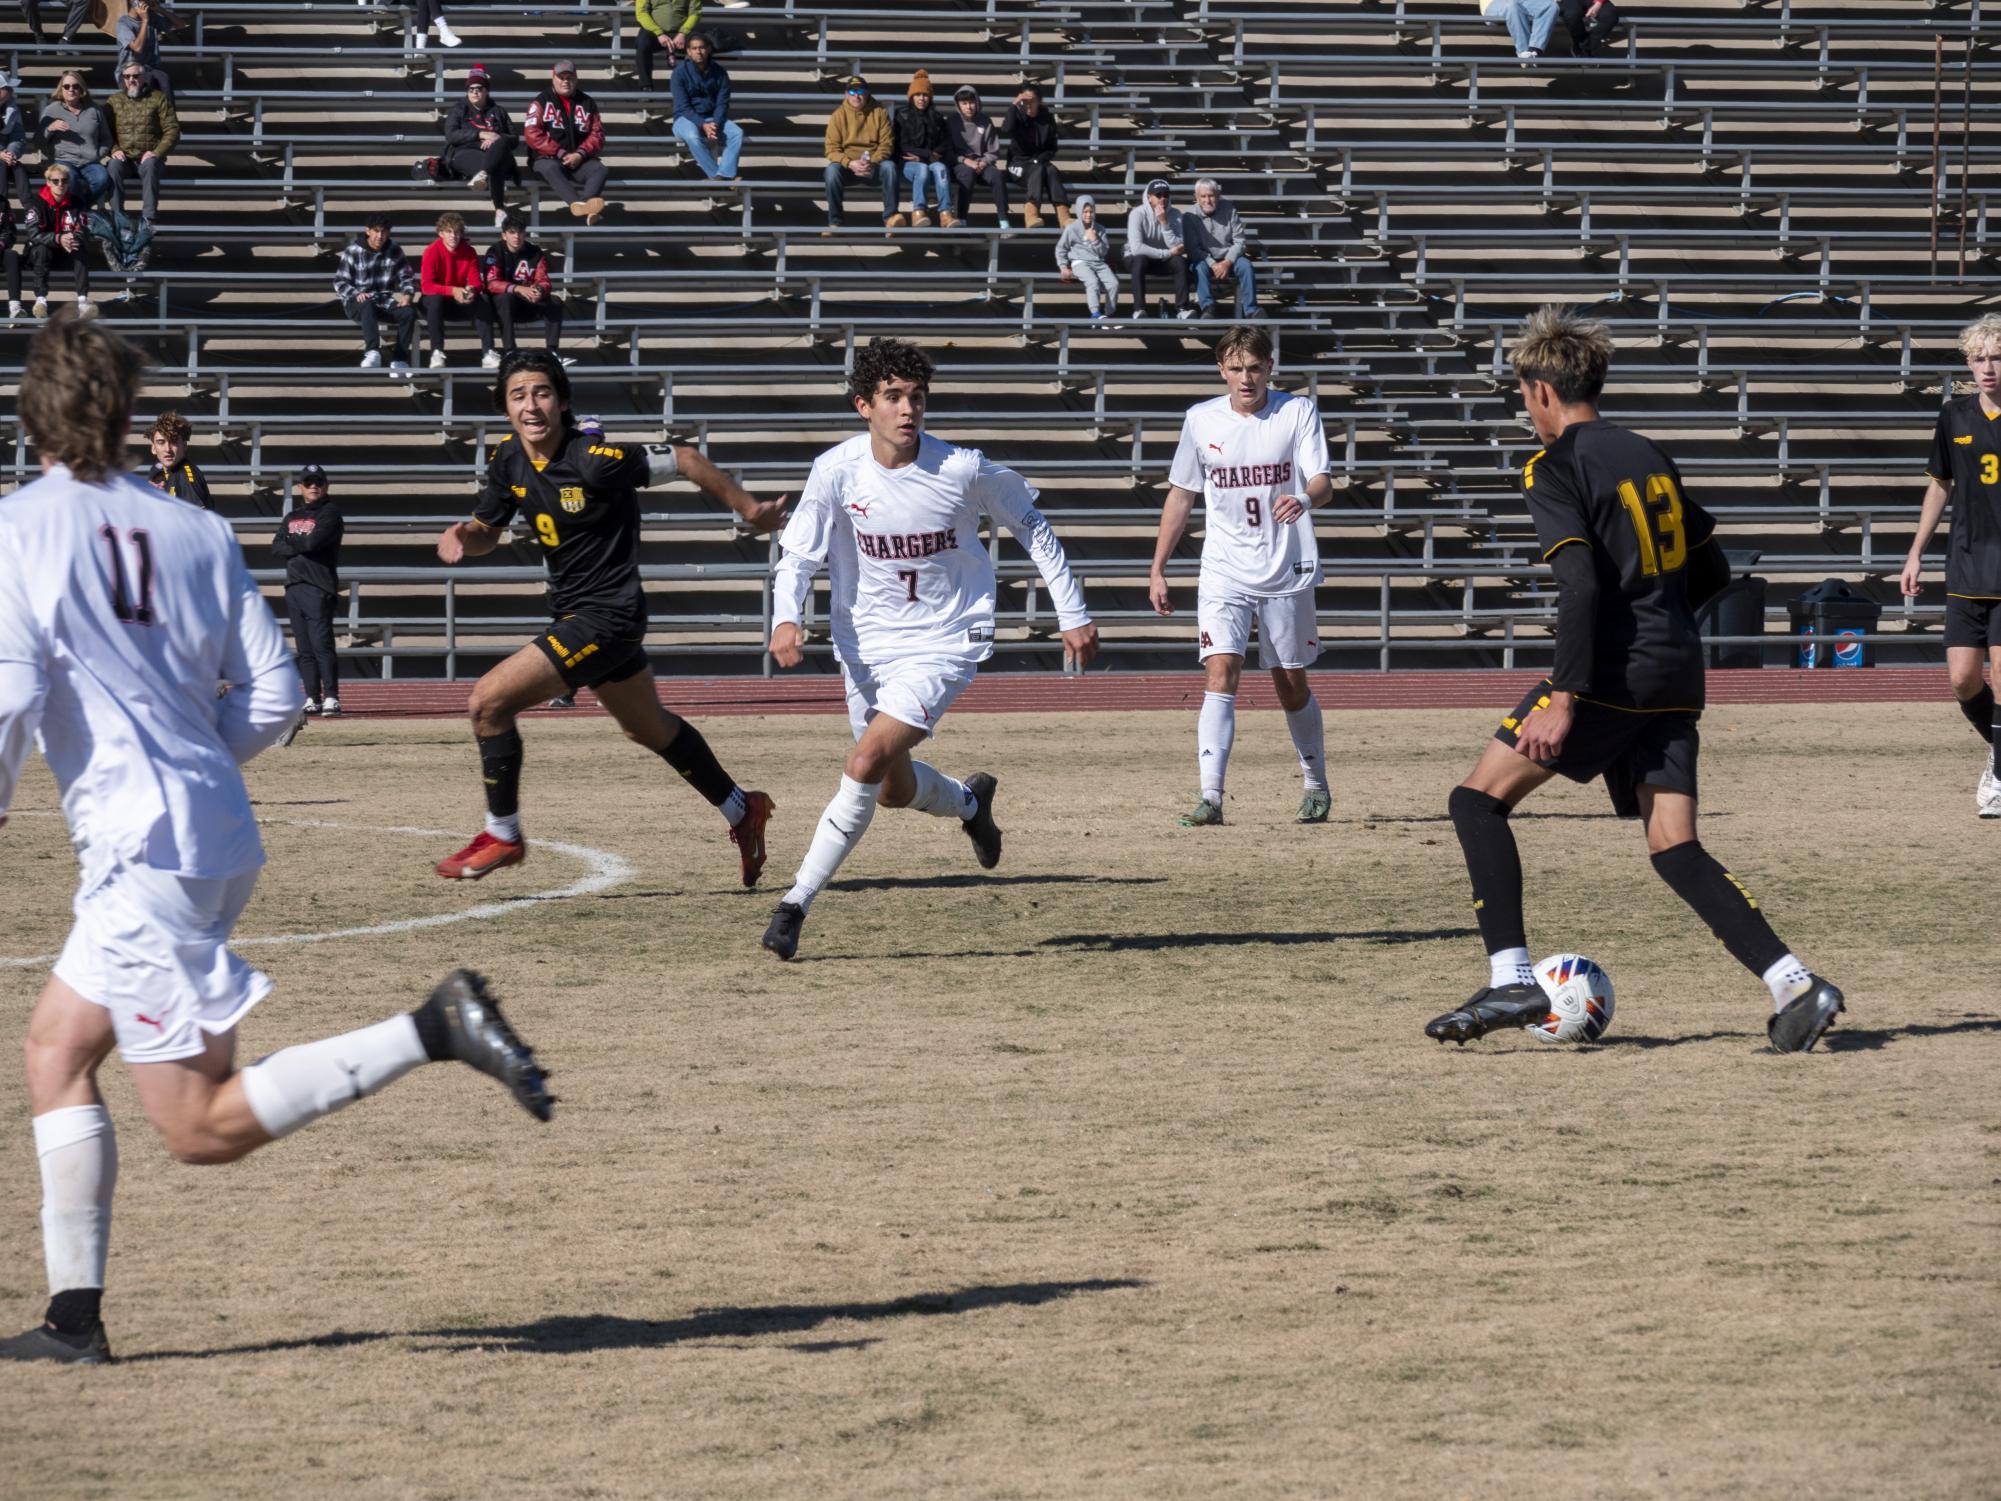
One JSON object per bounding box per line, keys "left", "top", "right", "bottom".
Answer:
{"left": 0, "top": 314, "right": 552, "bottom": 1365}
{"left": 1149, "top": 324, "right": 1335, "bottom": 826}
{"left": 760, "top": 337, "right": 1098, "bottom": 960}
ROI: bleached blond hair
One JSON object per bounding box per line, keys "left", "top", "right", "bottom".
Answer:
{"left": 1959, "top": 314, "right": 2001, "bottom": 359}
{"left": 1509, "top": 305, "right": 1615, "bottom": 405}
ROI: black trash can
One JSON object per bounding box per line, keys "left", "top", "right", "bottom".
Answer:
{"left": 1701, "top": 575, "right": 1768, "bottom": 670}
{"left": 1788, "top": 578, "right": 1881, "bottom": 669}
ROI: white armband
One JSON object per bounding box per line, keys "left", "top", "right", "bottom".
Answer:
{"left": 643, "top": 443, "right": 679, "bottom": 486}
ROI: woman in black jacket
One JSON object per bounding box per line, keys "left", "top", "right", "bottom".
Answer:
{"left": 442, "top": 64, "right": 518, "bottom": 228}
{"left": 1000, "top": 82, "right": 1069, "bottom": 230}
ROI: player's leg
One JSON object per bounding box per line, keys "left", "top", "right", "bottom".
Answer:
{"left": 1262, "top": 592, "right": 1327, "bottom": 822}
{"left": 436, "top": 642, "right": 564, "bottom": 878}
{"left": 1987, "top": 640, "right": 2001, "bottom": 816}
{"left": 1944, "top": 600, "right": 1998, "bottom": 815}
{"left": 1187, "top": 594, "right": 1249, "bottom": 824}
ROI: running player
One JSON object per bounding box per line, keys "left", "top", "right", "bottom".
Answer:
{"left": 1148, "top": 324, "right": 1334, "bottom": 826}
{"left": 1901, "top": 313, "right": 2001, "bottom": 818}
{"left": 760, "top": 337, "right": 1097, "bottom": 960}
{"left": 0, "top": 313, "right": 552, "bottom": 1365}
{"left": 1425, "top": 307, "right": 1846, "bottom": 1054}
{"left": 433, "top": 350, "right": 787, "bottom": 884}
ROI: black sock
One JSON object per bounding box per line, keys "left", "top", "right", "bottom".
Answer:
{"left": 1958, "top": 686, "right": 1995, "bottom": 744}
{"left": 45, "top": 1287, "right": 102, "bottom": 1335}
{"left": 1448, "top": 786, "right": 1527, "bottom": 955}
{"left": 477, "top": 728, "right": 524, "bottom": 821}
{"left": 1650, "top": 840, "right": 1789, "bottom": 977}
{"left": 656, "top": 720, "right": 737, "bottom": 808}
{"left": 410, "top": 997, "right": 451, "bottom": 1062}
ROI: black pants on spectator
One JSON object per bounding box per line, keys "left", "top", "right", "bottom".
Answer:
{"left": 533, "top": 156, "right": 609, "bottom": 205}
{"left": 448, "top": 142, "right": 519, "bottom": 210}
{"left": 634, "top": 29, "right": 681, "bottom": 90}
{"left": 1019, "top": 157, "right": 1070, "bottom": 211}
{"left": 1127, "top": 254, "right": 1187, "bottom": 313}
{"left": 344, "top": 295, "right": 417, "bottom": 363}
{"left": 496, "top": 291, "right": 565, "bottom": 351}
{"left": 3, "top": 157, "right": 32, "bottom": 214}
{"left": 1, "top": 247, "right": 20, "bottom": 304}
{"left": 1559, "top": 0, "right": 1620, "bottom": 54}
{"left": 286, "top": 585, "right": 340, "bottom": 703}
{"left": 423, "top": 291, "right": 495, "bottom": 355}
{"left": 22, "top": 1, "right": 92, "bottom": 41}
{"left": 107, "top": 153, "right": 164, "bottom": 221}
{"left": 952, "top": 161, "right": 1009, "bottom": 222}
{"left": 415, "top": 0, "right": 447, "bottom": 27}
{"left": 27, "top": 240, "right": 88, "bottom": 299}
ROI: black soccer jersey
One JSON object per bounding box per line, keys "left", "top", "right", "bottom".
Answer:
{"left": 1522, "top": 419, "right": 1718, "bottom": 712}
{"left": 1924, "top": 394, "right": 2001, "bottom": 600}
{"left": 473, "top": 429, "right": 676, "bottom": 630}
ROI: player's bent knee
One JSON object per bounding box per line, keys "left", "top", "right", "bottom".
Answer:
{"left": 159, "top": 1124, "right": 253, "bottom": 1167}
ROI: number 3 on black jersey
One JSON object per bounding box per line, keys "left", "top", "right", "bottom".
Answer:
{"left": 1616, "top": 473, "right": 1687, "bottom": 576}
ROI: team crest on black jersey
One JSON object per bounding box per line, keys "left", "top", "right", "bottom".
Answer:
{"left": 559, "top": 486, "right": 586, "bottom": 513}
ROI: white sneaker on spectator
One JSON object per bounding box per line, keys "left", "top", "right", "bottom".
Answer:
{"left": 428, "top": 350, "right": 448, "bottom": 369}
{"left": 360, "top": 349, "right": 383, "bottom": 369}
{"left": 494, "top": 207, "right": 509, "bottom": 228}
{"left": 75, "top": 298, "right": 92, "bottom": 318}
{"left": 435, "top": 19, "right": 462, "bottom": 46}
{"left": 30, "top": 297, "right": 47, "bottom": 319}
{"left": 481, "top": 349, "right": 501, "bottom": 369}
{"left": 321, "top": 697, "right": 343, "bottom": 716}
{"left": 389, "top": 359, "right": 412, "bottom": 378}
{"left": 5, "top": 300, "right": 19, "bottom": 320}
{"left": 468, "top": 170, "right": 489, "bottom": 190}
{"left": 558, "top": 355, "right": 576, "bottom": 367}
{"left": 1175, "top": 305, "right": 1199, "bottom": 321}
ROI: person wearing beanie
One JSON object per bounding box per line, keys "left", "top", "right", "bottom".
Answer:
{"left": 1054, "top": 193, "right": 1118, "bottom": 319}
{"left": 888, "top": 69, "right": 954, "bottom": 229}
{"left": 1000, "top": 81, "right": 1069, "bottom": 230}
{"left": 821, "top": 76, "right": 896, "bottom": 231}
{"left": 947, "top": 85, "right": 1008, "bottom": 228}
{"left": 442, "top": 65, "right": 519, "bottom": 230}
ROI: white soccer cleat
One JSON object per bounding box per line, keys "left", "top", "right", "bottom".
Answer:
{"left": 1979, "top": 762, "right": 2001, "bottom": 819}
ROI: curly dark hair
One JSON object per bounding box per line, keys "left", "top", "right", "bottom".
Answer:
{"left": 846, "top": 337, "right": 934, "bottom": 406}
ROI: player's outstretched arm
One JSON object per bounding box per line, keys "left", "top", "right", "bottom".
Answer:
{"left": 1149, "top": 485, "right": 1199, "bottom": 615}
{"left": 674, "top": 446, "right": 789, "bottom": 534}
{"left": 437, "top": 517, "right": 504, "bottom": 564}
{"left": 1901, "top": 479, "right": 1950, "bottom": 597}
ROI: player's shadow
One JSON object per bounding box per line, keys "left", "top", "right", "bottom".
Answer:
{"left": 1822, "top": 1016, "right": 2001, "bottom": 1053}
{"left": 828, "top": 873, "right": 1166, "bottom": 892}
{"left": 122, "top": 1278, "right": 1145, "bottom": 1363}
{"left": 1042, "top": 926, "right": 1478, "bottom": 952}
{"left": 1595, "top": 1030, "right": 1748, "bottom": 1050}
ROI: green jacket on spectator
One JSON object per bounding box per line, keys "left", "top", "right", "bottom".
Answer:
{"left": 636, "top": 0, "right": 701, "bottom": 37}
{"left": 107, "top": 86, "right": 180, "bottom": 158}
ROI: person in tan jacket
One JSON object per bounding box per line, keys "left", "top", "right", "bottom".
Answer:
{"left": 820, "top": 75, "right": 896, "bottom": 231}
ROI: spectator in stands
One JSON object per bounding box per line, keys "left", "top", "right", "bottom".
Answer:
{"left": 635, "top": 0, "right": 700, "bottom": 93}
{"left": 1493, "top": 0, "right": 1559, "bottom": 58}
{"left": 115, "top": 0, "right": 175, "bottom": 98}
{"left": 23, "top": 1, "right": 91, "bottom": 48}
{"left": 1559, "top": 0, "right": 1620, "bottom": 56}
{"left": 106, "top": 61, "right": 178, "bottom": 226}
{"left": 1124, "top": 178, "right": 1191, "bottom": 321}
{"left": 889, "top": 70, "right": 954, "bottom": 229}
{"left": 0, "top": 192, "right": 19, "bottom": 321}
{"left": 273, "top": 463, "right": 345, "bottom": 716}
{"left": 0, "top": 70, "right": 33, "bottom": 215}
{"left": 526, "top": 60, "right": 608, "bottom": 224}
{"left": 484, "top": 214, "right": 568, "bottom": 362}
{"left": 821, "top": 75, "right": 895, "bottom": 232}
{"left": 24, "top": 163, "right": 88, "bottom": 319}
{"left": 414, "top": 0, "right": 463, "bottom": 50}
{"left": 420, "top": 210, "right": 498, "bottom": 369}
{"left": 671, "top": 30, "right": 743, "bottom": 183}
{"left": 39, "top": 73, "right": 110, "bottom": 210}
{"left": 334, "top": 212, "right": 419, "bottom": 375}
{"left": 948, "top": 85, "right": 1008, "bottom": 229}
{"left": 1184, "top": 176, "right": 1256, "bottom": 321}
{"left": 1054, "top": 193, "right": 1118, "bottom": 320}
{"left": 443, "top": 64, "right": 518, "bottom": 231}
{"left": 1001, "top": 83, "right": 1070, "bottom": 231}
{"left": 147, "top": 409, "right": 210, "bottom": 508}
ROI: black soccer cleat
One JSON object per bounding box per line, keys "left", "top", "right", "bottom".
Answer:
{"left": 0, "top": 1323, "right": 112, "bottom": 1365}
{"left": 961, "top": 772, "right": 1002, "bottom": 870}
{"left": 420, "top": 970, "right": 554, "bottom": 1121}
{"left": 1424, "top": 983, "right": 1547, "bottom": 1045}
{"left": 1767, "top": 976, "right": 1845, "bottom": 1054}
{"left": 762, "top": 900, "right": 805, "bottom": 961}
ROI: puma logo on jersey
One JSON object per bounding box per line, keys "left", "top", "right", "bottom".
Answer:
{"left": 846, "top": 501, "right": 873, "bottom": 518}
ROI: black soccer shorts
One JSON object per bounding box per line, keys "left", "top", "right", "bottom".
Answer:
{"left": 1494, "top": 679, "right": 1700, "bottom": 818}
{"left": 1943, "top": 594, "right": 2001, "bottom": 650}
{"left": 530, "top": 614, "right": 651, "bottom": 692}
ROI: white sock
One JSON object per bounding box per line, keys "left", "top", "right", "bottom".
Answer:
{"left": 1285, "top": 693, "right": 1328, "bottom": 791}
{"left": 1198, "top": 691, "right": 1236, "bottom": 803}
{"left": 237, "top": 1014, "right": 430, "bottom": 1140}
{"left": 33, "top": 1105, "right": 116, "bottom": 1294}
{"left": 718, "top": 787, "right": 748, "bottom": 827}
{"left": 484, "top": 812, "right": 521, "bottom": 843}
{"left": 1489, "top": 947, "right": 1534, "bottom": 989}
{"left": 782, "top": 775, "right": 879, "bottom": 911}
{"left": 1762, "top": 953, "right": 1813, "bottom": 1010}
{"left": 907, "top": 760, "right": 976, "bottom": 819}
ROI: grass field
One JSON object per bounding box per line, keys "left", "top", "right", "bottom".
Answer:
{"left": 2, "top": 702, "right": 1997, "bottom": 1500}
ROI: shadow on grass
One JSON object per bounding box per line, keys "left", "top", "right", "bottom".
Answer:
{"left": 1595, "top": 1030, "right": 1749, "bottom": 1050}
{"left": 828, "top": 873, "right": 1167, "bottom": 892}
{"left": 1822, "top": 1016, "right": 2001, "bottom": 1053}
{"left": 124, "top": 1278, "right": 1147, "bottom": 1363}
{"left": 1042, "top": 927, "right": 1478, "bottom": 953}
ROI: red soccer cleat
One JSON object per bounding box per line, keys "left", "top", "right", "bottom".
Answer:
{"left": 434, "top": 831, "right": 527, "bottom": 881}
{"left": 730, "top": 791, "right": 775, "bottom": 888}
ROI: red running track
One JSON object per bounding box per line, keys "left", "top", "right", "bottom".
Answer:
{"left": 328, "top": 668, "right": 1955, "bottom": 719}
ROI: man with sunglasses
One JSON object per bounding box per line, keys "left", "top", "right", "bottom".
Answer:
{"left": 820, "top": 76, "right": 895, "bottom": 232}
{"left": 115, "top": 0, "right": 176, "bottom": 101}
{"left": 106, "top": 61, "right": 179, "bottom": 227}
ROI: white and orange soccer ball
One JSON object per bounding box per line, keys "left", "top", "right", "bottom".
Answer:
{"left": 1528, "top": 953, "right": 1615, "bottom": 1044}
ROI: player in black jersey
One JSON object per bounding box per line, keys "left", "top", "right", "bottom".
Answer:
{"left": 433, "top": 351, "right": 788, "bottom": 885}
{"left": 1901, "top": 314, "right": 2001, "bottom": 818}
{"left": 1425, "top": 308, "right": 1846, "bottom": 1053}
{"left": 146, "top": 410, "right": 211, "bottom": 510}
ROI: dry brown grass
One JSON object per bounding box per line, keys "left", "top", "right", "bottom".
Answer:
{"left": 2, "top": 703, "right": 1997, "bottom": 1500}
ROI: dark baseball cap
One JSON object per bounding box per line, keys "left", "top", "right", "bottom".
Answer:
{"left": 297, "top": 463, "right": 329, "bottom": 485}
{"left": 1146, "top": 177, "right": 1172, "bottom": 197}
{"left": 844, "top": 75, "right": 868, "bottom": 92}
{"left": 551, "top": 59, "right": 577, "bottom": 76}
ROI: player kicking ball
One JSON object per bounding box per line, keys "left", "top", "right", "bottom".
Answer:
{"left": 760, "top": 337, "right": 1098, "bottom": 960}
{"left": 1148, "top": 324, "right": 1335, "bottom": 826}
{"left": 1425, "top": 307, "right": 1845, "bottom": 1054}
{"left": 1900, "top": 314, "right": 2001, "bottom": 818}
{"left": 434, "top": 351, "right": 788, "bottom": 885}
{"left": 0, "top": 314, "right": 553, "bottom": 1365}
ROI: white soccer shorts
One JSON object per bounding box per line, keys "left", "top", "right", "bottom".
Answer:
{"left": 1196, "top": 587, "right": 1322, "bottom": 669}
{"left": 54, "top": 861, "right": 272, "bottom": 1065}
{"left": 841, "top": 652, "right": 980, "bottom": 740}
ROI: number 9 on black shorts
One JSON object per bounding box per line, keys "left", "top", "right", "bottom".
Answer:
{"left": 1494, "top": 678, "right": 1700, "bottom": 818}
{"left": 530, "top": 614, "right": 652, "bottom": 692}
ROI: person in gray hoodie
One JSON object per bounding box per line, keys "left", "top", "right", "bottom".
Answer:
{"left": 1054, "top": 193, "right": 1118, "bottom": 319}
{"left": 1124, "top": 178, "right": 1191, "bottom": 320}
{"left": 1184, "top": 176, "right": 1257, "bottom": 319}
{"left": 947, "top": 84, "right": 1008, "bottom": 227}
{"left": 39, "top": 71, "right": 111, "bottom": 209}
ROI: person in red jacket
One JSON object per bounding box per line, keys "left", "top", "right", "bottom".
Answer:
{"left": 418, "top": 210, "right": 496, "bottom": 369}
{"left": 482, "top": 214, "right": 568, "bottom": 361}
{"left": 22, "top": 162, "right": 88, "bottom": 319}
{"left": 524, "top": 60, "right": 607, "bottom": 224}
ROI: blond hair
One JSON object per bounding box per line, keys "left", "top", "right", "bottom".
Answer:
{"left": 1509, "top": 305, "right": 1615, "bottom": 405}
{"left": 22, "top": 310, "right": 148, "bottom": 484}
{"left": 1959, "top": 314, "right": 2001, "bottom": 359}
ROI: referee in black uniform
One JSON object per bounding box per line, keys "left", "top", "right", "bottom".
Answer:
{"left": 433, "top": 350, "right": 789, "bottom": 886}
{"left": 1426, "top": 307, "right": 1846, "bottom": 1054}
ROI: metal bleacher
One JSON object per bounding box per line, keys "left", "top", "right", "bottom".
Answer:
{"left": 1, "top": 0, "right": 1989, "bottom": 677}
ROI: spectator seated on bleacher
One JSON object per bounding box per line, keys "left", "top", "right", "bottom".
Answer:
{"left": 526, "top": 60, "right": 608, "bottom": 225}
{"left": 1184, "top": 176, "right": 1256, "bottom": 322}
{"left": 888, "top": 70, "right": 954, "bottom": 229}
{"left": 947, "top": 85, "right": 1008, "bottom": 230}
{"left": 333, "top": 212, "right": 418, "bottom": 376}
{"left": 0, "top": 70, "right": 33, "bottom": 215}
{"left": 147, "top": 409, "right": 210, "bottom": 509}
{"left": 1481, "top": 0, "right": 1560, "bottom": 60}
{"left": 0, "top": 193, "right": 19, "bottom": 320}
{"left": 1560, "top": 0, "right": 1620, "bottom": 56}
{"left": 19, "top": 1, "right": 85, "bottom": 45}
{"left": 419, "top": 211, "right": 498, "bottom": 370}
{"left": 39, "top": 72, "right": 110, "bottom": 210}
{"left": 1001, "top": 83, "right": 1070, "bottom": 231}
{"left": 1054, "top": 194, "right": 1118, "bottom": 320}
{"left": 413, "top": 0, "right": 463, "bottom": 51}
{"left": 23, "top": 163, "right": 89, "bottom": 320}
{"left": 483, "top": 214, "right": 570, "bottom": 365}
{"left": 106, "top": 62, "right": 177, "bottom": 227}
{"left": 635, "top": 0, "right": 699, "bottom": 93}
{"left": 443, "top": 64, "right": 519, "bottom": 230}
{"left": 114, "top": 0, "right": 174, "bottom": 99}
{"left": 821, "top": 75, "right": 895, "bottom": 233}
{"left": 1124, "top": 178, "right": 1192, "bottom": 322}
{"left": 670, "top": 30, "right": 743, "bottom": 184}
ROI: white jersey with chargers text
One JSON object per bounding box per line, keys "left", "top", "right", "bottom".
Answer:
{"left": 1168, "top": 390, "right": 1333, "bottom": 597}
{"left": 0, "top": 468, "right": 295, "bottom": 879}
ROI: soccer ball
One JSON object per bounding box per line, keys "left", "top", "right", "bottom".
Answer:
{"left": 1527, "top": 953, "right": 1615, "bottom": 1044}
